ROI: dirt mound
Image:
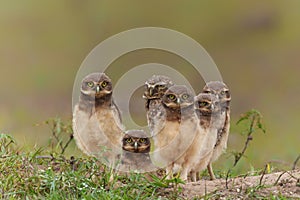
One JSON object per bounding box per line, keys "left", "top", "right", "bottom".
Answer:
{"left": 180, "top": 170, "right": 300, "bottom": 199}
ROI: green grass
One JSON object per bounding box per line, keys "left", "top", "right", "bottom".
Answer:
{"left": 0, "top": 132, "right": 185, "bottom": 199}
{"left": 0, "top": 111, "right": 298, "bottom": 199}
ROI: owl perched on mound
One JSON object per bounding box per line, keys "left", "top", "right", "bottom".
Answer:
{"left": 143, "top": 75, "right": 174, "bottom": 136}
{"left": 190, "top": 93, "right": 226, "bottom": 182}
{"left": 119, "top": 130, "right": 157, "bottom": 173}
{"left": 202, "top": 81, "right": 231, "bottom": 180}
{"left": 151, "top": 85, "right": 206, "bottom": 181}
{"left": 72, "top": 72, "right": 124, "bottom": 167}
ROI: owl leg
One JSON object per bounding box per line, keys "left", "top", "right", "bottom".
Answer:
{"left": 207, "top": 163, "right": 216, "bottom": 180}
{"left": 179, "top": 167, "right": 188, "bottom": 181}
{"left": 190, "top": 171, "right": 197, "bottom": 182}
{"left": 166, "top": 164, "right": 174, "bottom": 179}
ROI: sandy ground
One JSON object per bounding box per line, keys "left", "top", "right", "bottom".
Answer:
{"left": 173, "top": 170, "right": 300, "bottom": 199}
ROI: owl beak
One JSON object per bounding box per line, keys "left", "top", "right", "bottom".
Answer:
{"left": 134, "top": 142, "right": 138, "bottom": 150}
{"left": 177, "top": 98, "right": 181, "bottom": 104}
{"left": 96, "top": 85, "right": 100, "bottom": 93}
{"left": 149, "top": 88, "right": 154, "bottom": 96}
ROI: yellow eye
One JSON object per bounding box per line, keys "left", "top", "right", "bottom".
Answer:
{"left": 101, "top": 81, "right": 108, "bottom": 87}
{"left": 87, "top": 82, "right": 94, "bottom": 87}
{"left": 126, "top": 138, "right": 132, "bottom": 143}
{"left": 182, "top": 94, "right": 189, "bottom": 100}
{"left": 220, "top": 91, "right": 226, "bottom": 95}
{"left": 101, "top": 81, "right": 107, "bottom": 87}
{"left": 168, "top": 94, "right": 176, "bottom": 100}
{"left": 139, "top": 138, "right": 146, "bottom": 143}
{"left": 199, "top": 101, "right": 208, "bottom": 107}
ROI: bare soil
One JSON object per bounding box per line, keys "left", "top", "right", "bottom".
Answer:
{"left": 176, "top": 170, "right": 300, "bottom": 199}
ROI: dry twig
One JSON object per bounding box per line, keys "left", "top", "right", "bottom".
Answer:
{"left": 292, "top": 154, "right": 300, "bottom": 170}
{"left": 259, "top": 164, "right": 268, "bottom": 186}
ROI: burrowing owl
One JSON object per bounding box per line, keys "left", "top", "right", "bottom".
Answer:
{"left": 190, "top": 93, "right": 226, "bottom": 182}
{"left": 143, "top": 75, "right": 174, "bottom": 136}
{"left": 151, "top": 85, "right": 205, "bottom": 181}
{"left": 72, "top": 72, "right": 124, "bottom": 166}
{"left": 202, "top": 81, "right": 231, "bottom": 180}
{"left": 120, "top": 130, "right": 157, "bottom": 172}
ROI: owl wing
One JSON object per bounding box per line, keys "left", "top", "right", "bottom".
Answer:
{"left": 73, "top": 102, "right": 123, "bottom": 167}
{"left": 111, "top": 98, "right": 125, "bottom": 130}
{"left": 147, "top": 100, "right": 166, "bottom": 136}
{"left": 73, "top": 104, "right": 109, "bottom": 156}
{"left": 211, "top": 110, "right": 230, "bottom": 162}
{"left": 111, "top": 99, "right": 122, "bottom": 123}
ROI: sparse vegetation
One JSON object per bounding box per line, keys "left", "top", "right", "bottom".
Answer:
{"left": 226, "top": 109, "right": 266, "bottom": 188}
{"left": 0, "top": 111, "right": 299, "bottom": 199}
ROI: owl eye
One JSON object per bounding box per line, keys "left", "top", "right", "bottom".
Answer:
{"left": 199, "top": 101, "right": 209, "bottom": 107}
{"left": 168, "top": 94, "right": 176, "bottom": 101}
{"left": 101, "top": 81, "right": 108, "bottom": 87}
{"left": 125, "top": 138, "right": 133, "bottom": 143}
{"left": 139, "top": 138, "right": 146, "bottom": 143}
{"left": 220, "top": 91, "right": 226, "bottom": 95}
{"left": 87, "top": 82, "right": 94, "bottom": 88}
{"left": 157, "top": 85, "right": 166, "bottom": 90}
{"left": 182, "top": 94, "right": 189, "bottom": 100}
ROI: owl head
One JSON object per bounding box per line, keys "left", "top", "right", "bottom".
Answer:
{"left": 122, "top": 130, "right": 151, "bottom": 153}
{"left": 80, "top": 73, "right": 113, "bottom": 99}
{"left": 143, "top": 75, "right": 174, "bottom": 100}
{"left": 194, "top": 93, "right": 220, "bottom": 116}
{"left": 162, "top": 85, "right": 194, "bottom": 109}
{"left": 202, "top": 81, "right": 231, "bottom": 109}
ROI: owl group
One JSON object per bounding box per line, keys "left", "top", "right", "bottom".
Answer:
{"left": 73, "top": 72, "right": 231, "bottom": 182}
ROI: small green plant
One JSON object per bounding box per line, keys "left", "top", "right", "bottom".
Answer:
{"left": 45, "top": 117, "right": 73, "bottom": 154}
{"left": 226, "top": 109, "right": 266, "bottom": 188}
{"left": 0, "top": 133, "right": 16, "bottom": 155}
{"left": 147, "top": 173, "right": 185, "bottom": 199}
{"left": 0, "top": 133, "right": 15, "bottom": 146}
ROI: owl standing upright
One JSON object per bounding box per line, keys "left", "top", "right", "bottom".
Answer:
{"left": 143, "top": 75, "right": 174, "bottom": 136}
{"left": 202, "top": 81, "right": 231, "bottom": 180}
{"left": 72, "top": 72, "right": 124, "bottom": 167}
{"left": 151, "top": 85, "right": 205, "bottom": 181}
{"left": 120, "top": 130, "right": 157, "bottom": 172}
{"left": 190, "top": 93, "right": 226, "bottom": 182}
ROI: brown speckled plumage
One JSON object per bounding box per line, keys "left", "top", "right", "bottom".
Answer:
{"left": 72, "top": 73, "right": 124, "bottom": 167}
{"left": 143, "top": 75, "right": 174, "bottom": 136}
{"left": 202, "top": 81, "right": 231, "bottom": 180}
{"left": 190, "top": 93, "right": 226, "bottom": 181}
{"left": 151, "top": 85, "right": 206, "bottom": 181}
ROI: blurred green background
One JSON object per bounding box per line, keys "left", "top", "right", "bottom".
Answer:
{"left": 0, "top": 1, "right": 299, "bottom": 172}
